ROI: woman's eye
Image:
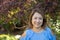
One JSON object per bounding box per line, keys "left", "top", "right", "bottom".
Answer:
{"left": 34, "top": 17, "right": 37, "bottom": 19}
{"left": 34, "top": 17, "right": 43, "bottom": 20}
{"left": 39, "top": 18, "right": 43, "bottom": 20}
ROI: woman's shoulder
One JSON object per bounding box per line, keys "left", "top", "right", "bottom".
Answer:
{"left": 21, "top": 29, "right": 33, "bottom": 37}
{"left": 44, "top": 27, "right": 55, "bottom": 35}
{"left": 44, "top": 27, "right": 53, "bottom": 34}
{"left": 26, "top": 29, "right": 34, "bottom": 35}
{"left": 45, "top": 27, "right": 56, "bottom": 40}
{"left": 45, "top": 27, "right": 51, "bottom": 32}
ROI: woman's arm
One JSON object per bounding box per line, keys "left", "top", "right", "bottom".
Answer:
{"left": 20, "top": 31, "right": 26, "bottom": 40}
{"left": 21, "top": 31, "right": 26, "bottom": 37}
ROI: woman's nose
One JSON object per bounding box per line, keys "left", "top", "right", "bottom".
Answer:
{"left": 36, "top": 19, "right": 40, "bottom": 22}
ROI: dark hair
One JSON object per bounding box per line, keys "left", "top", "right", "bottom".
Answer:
{"left": 29, "top": 8, "right": 47, "bottom": 29}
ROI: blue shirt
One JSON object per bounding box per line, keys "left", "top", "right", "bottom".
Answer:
{"left": 20, "top": 27, "right": 56, "bottom": 40}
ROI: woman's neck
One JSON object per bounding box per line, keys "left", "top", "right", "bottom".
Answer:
{"left": 32, "top": 27, "right": 43, "bottom": 32}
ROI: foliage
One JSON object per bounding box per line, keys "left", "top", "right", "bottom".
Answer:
{"left": 0, "top": 34, "right": 18, "bottom": 40}
{"left": 0, "top": 0, "right": 59, "bottom": 24}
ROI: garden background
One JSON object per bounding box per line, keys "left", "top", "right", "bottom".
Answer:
{"left": 0, "top": 0, "right": 60, "bottom": 40}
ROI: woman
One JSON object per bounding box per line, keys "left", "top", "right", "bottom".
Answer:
{"left": 20, "top": 8, "right": 56, "bottom": 40}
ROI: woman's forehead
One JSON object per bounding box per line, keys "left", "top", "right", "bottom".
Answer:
{"left": 32, "top": 12, "right": 43, "bottom": 18}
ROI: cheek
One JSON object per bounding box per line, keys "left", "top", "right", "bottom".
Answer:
{"left": 32, "top": 19, "right": 36, "bottom": 25}
{"left": 32, "top": 19, "right": 34, "bottom": 23}
{"left": 40, "top": 20, "right": 43, "bottom": 23}
{"left": 39, "top": 20, "right": 43, "bottom": 25}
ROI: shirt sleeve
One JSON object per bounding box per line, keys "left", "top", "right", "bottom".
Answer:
{"left": 20, "top": 29, "right": 33, "bottom": 40}
{"left": 20, "top": 30, "right": 29, "bottom": 40}
{"left": 45, "top": 27, "right": 56, "bottom": 40}
{"left": 20, "top": 36, "right": 26, "bottom": 40}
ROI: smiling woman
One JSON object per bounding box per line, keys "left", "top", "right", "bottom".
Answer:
{"left": 20, "top": 8, "right": 56, "bottom": 40}
{"left": 29, "top": 8, "right": 46, "bottom": 29}
{"left": 32, "top": 12, "right": 43, "bottom": 29}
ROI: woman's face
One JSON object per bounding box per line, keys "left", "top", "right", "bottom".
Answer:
{"left": 32, "top": 12, "right": 43, "bottom": 28}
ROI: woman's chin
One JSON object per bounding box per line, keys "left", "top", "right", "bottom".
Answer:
{"left": 34, "top": 25, "right": 41, "bottom": 28}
